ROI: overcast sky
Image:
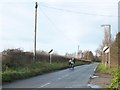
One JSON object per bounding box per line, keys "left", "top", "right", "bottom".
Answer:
{"left": 0, "top": 0, "right": 119, "bottom": 55}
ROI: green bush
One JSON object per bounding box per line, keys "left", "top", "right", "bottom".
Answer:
{"left": 97, "top": 64, "right": 120, "bottom": 89}
{"left": 109, "top": 69, "right": 120, "bottom": 89}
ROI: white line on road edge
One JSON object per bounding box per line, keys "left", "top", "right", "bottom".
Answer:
{"left": 94, "top": 66, "right": 98, "bottom": 72}
{"left": 65, "top": 87, "right": 72, "bottom": 88}
{"left": 39, "top": 83, "right": 50, "bottom": 88}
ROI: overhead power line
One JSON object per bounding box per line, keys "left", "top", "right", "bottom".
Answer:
{"left": 40, "top": 4, "right": 119, "bottom": 18}
{"left": 40, "top": 7, "right": 61, "bottom": 31}
{"left": 40, "top": 7, "right": 78, "bottom": 44}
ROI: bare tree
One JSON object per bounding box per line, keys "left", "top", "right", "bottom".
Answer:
{"left": 103, "top": 26, "right": 111, "bottom": 46}
{"left": 65, "top": 52, "right": 76, "bottom": 58}
{"left": 96, "top": 26, "right": 112, "bottom": 56}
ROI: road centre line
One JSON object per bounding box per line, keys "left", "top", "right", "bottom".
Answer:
{"left": 39, "top": 82, "right": 50, "bottom": 88}
{"left": 58, "top": 77, "right": 62, "bottom": 80}
{"left": 39, "top": 64, "right": 97, "bottom": 88}
{"left": 39, "top": 74, "right": 70, "bottom": 88}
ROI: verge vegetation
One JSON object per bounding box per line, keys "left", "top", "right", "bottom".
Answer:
{"left": 2, "top": 49, "right": 91, "bottom": 83}
{"left": 2, "top": 61, "right": 90, "bottom": 82}
{"left": 97, "top": 64, "right": 120, "bottom": 89}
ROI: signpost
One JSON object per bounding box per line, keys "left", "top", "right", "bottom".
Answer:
{"left": 101, "top": 24, "right": 111, "bottom": 68}
{"left": 49, "top": 49, "right": 53, "bottom": 64}
{"left": 103, "top": 46, "right": 110, "bottom": 67}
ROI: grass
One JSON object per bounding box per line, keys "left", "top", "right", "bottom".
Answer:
{"left": 2, "top": 60, "right": 90, "bottom": 82}
{"left": 97, "top": 63, "right": 120, "bottom": 89}
{"left": 97, "top": 64, "right": 117, "bottom": 75}
{"left": 109, "top": 68, "right": 120, "bottom": 89}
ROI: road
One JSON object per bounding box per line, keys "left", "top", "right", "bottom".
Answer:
{"left": 3, "top": 63, "right": 98, "bottom": 88}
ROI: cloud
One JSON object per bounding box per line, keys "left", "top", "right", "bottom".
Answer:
{"left": 1, "top": 1, "right": 118, "bottom": 55}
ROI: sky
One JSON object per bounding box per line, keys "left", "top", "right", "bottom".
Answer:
{"left": 0, "top": 0, "right": 119, "bottom": 55}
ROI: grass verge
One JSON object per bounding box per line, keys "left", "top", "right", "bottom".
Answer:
{"left": 97, "top": 64, "right": 117, "bottom": 75}
{"left": 2, "top": 60, "right": 90, "bottom": 83}
{"left": 97, "top": 63, "right": 120, "bottom": 89}
{"left": 109, "top": 68, "right": 120, "bottom": 89}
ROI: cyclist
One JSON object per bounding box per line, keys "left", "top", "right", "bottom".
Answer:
{"left": 69, "top": 58, "right": 74, "bottom": 69}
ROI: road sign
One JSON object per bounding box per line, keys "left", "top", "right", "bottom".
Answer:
{"left": 48, "top": 49, "right": 53, "bottom": 64}
{"left": 103, "top": 46, "right": 109, "bottom": 53}
{"left": 49, "top": 49, "right": 53, "bottom": 54}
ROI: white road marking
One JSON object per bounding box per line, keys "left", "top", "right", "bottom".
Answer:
{"left": 91, "top": 76, "right": 99, "bottom": 78}
{"left": 58, "top": 78, "right": 62, "bottom": 80}
{"left": 94, "top": 66, "right": 97, "bottom": 72}
{"left": 39, "top": 83, "right": 50, "bottom": 88}
{"left": 65, "top": 87, "right": 72, "bottom": 88}
{"left": 39, "top": 74, "right": 70, "bottom": 88}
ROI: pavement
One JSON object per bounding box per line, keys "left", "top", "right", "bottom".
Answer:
{"left": 2, "top": 63, "right": 99, "bottom": 88}
{"left": 88, "top": 72, "right": 113, "bottom": 88}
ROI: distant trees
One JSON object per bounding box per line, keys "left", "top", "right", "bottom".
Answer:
{"left": 82, "top": 50, "right": 94, "bottom": 61}
{"left": 94, "top": 49, "right": 101, "bottom": 61}
{"left": 103, "top": 26, "right": 111, "bottom": 46}
{"left": 89, "top": 51, "right": 95, "bottom": 61}
{"left": 65, "top": 50, "right": 95, "bottom": 61}
{"left": 77, "top": 50, "right": 82, "bottom": 59}
{"left": 65, "top": 52, "right": 76, "bottom": 58}
{"left": 36, "top": 50, "right": 48, "bottom": 55}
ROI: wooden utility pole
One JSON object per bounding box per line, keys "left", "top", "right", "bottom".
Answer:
{"left": 34, "top": 2, "right": 38, "bottom": 60}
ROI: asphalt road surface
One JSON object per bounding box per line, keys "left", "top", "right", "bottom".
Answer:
{"left": 3, "top": 63, "right": 98, "bottom": 88}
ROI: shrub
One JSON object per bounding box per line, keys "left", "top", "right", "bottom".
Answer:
{"left": 109, "top": 69, "right": 120, "bottom": 89}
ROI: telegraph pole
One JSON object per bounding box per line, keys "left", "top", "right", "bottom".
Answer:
{"left": 33, "top": 2, "right": 38, "bottom": 60}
